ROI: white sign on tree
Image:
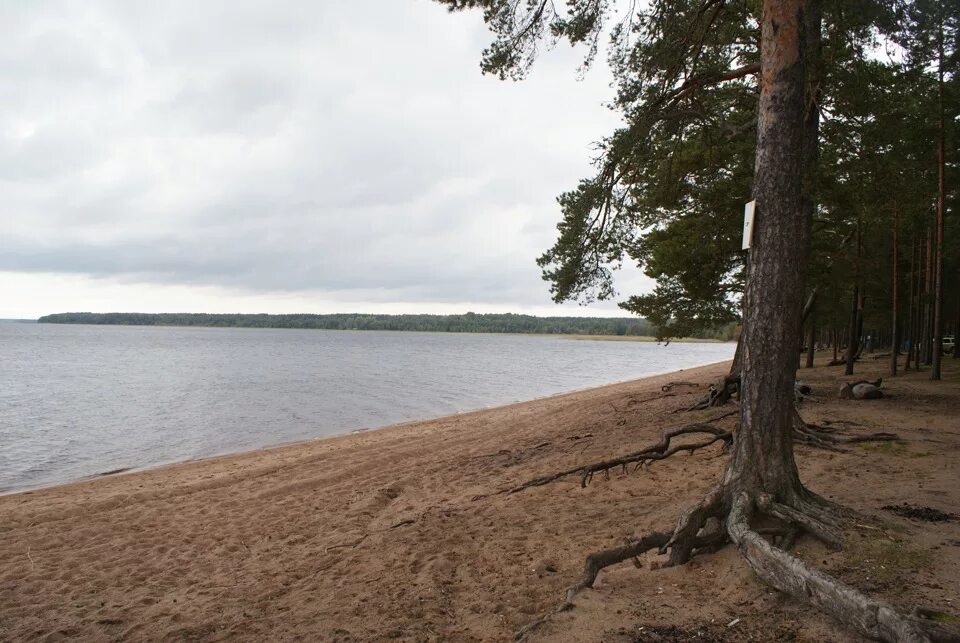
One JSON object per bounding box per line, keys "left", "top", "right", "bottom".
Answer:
{"left": 742, "top": 200, "right": 756, "bottom": 250}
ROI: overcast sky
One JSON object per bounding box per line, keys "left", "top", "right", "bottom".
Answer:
{"left": 1, "top": 0, "right": 653, "bottom": 319}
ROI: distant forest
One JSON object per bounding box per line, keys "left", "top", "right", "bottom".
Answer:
{"left": 37, "top": 312, "right": 733, "bottom": 339}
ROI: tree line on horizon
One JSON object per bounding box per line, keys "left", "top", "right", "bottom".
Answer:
{"left": 36, "top": 311, "right": 737, "bottom": 339}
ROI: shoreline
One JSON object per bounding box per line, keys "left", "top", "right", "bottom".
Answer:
{"left": 4, "top": 357, "right": 955, "bottom": 642}
{"left": 3, "top": 360, "right": 732, "bottom": 499}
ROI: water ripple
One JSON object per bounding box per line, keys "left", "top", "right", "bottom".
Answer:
{"left": 0, "top": 324, "right": 733, "bottom": 492}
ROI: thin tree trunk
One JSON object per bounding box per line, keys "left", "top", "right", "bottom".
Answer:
{"left": 905, "top": 236, "right": 916, "bottom": 371}
{"left": 920, "top": 230, "right": 928, "bottom": 364}
{"left": 856, "top": 293, "right": 865, "bottom": 357}
{"left": 954, "top": 297, "right": 960, "bottom": 359}
{"left": 923, "top": 223, "right": 934, "bottom": 365}
{"left": 890, "top": 204, "right": 899, "bottom": 376}
{"left": 954, "top": 298, "right": 960, "bottom": 359}
{"left": 844, "top": 219, "right": 862, "bottom": 375}
{"left": 915, "top": 235, "right": 925, "bottom": 368}
{"left": 800, "top": 290, "right": 817, "bottom": 368}
{"left": 932, "top": 16, "right": 946, "bottom": 380}
{"left": 798, "top": 5, "right": 821, "bottom": 374}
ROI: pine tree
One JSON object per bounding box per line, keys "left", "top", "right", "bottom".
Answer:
{"left": 437, "top": 0, "right": 953, "bottom": 639}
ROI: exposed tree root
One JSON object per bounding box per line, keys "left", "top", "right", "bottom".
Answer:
{"left": 791, "top": 409, "right": 899, "bottom": 451}
{"left": 793, "top": 422, "right": 849, "bottom": 451}
{"left": 496, "top": 387, "right": 922, "bottom": 641}
{"left": 517, "top": 486, "right": 958, "bottom": 642}
{"left": 475, "top": 419, "right": 734, "bottom": 500}
{"left": 479, "top": 407, "right": 897, "bottom": 502}
{"left": 688, "top": 375, "right": 741, "bottom": 410}
{"left": 513, "top": 602, "right": 573, "bottom": 641}
{"left": 625, "top": 392, "right": 677, "bottom": 407}
{"left": 728, "top": 492, "right": 957, "bottom": 642}
{"left": 805, "top": 424, "right": 899, "bottom": 444}
{"left": 564, "top": 530, "right": 671, "bottom": 602}
{"left": 690, "top": 386, "right": 894, "bottom": 451}
{"left": 660, "top": 381, "right": 701, "bottom": 393}
{"left": 755, "top": 492, "right": 842, "bottom": 549}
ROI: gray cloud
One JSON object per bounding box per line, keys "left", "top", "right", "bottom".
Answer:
{"left": 1, "top": 0, "right": 651, "bottom": 314}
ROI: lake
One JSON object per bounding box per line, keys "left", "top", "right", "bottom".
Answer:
{"left": 0, "top": 323, "right": 733, "bottom": 493}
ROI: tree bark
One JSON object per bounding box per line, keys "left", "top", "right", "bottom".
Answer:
{"left": 923, "top": 223, "right": 934, "bottom": 365}
{"left": 955, "top": 298, "right": 960, "bottom": 359}
{"left": 905, "top": 236, "right": 916, "bottom": 371}
{"left": 723, "top": 0, "right": 808, "bottom": 499}
{"left": 931, "top": 16, "right": 946, "bottom": 380}
{"left": 844, "top": 285, "right": 860, "bottom": 374}
{"left": 890, "top": 204, "right": 899, "bottom": 376}
{"left": 844, "top": 218, "right": 862, "bottom": 375}
{"left": 915, "top": 235, "right": 926, "bottom": 368}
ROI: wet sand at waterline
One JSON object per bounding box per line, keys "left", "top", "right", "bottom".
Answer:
{"left": 2, "top": 359, "right": 958, "bottom": 641}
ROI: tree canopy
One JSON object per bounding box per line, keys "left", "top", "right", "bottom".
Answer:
{"left": 441, "top": 0, "right": 959, "bottom": 352}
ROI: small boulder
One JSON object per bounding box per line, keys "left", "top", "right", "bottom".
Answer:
{"left": 839, "top": 382, "right": 884, "bottom": 400}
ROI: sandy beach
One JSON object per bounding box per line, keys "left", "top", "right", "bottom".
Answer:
{"left": 2, "top": 358, "right": 958, "bottom": 642}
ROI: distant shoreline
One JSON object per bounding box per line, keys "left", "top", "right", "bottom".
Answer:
{"left": 36, "top": 311, "right": 734, "bottom": 341}
{"left": 29, "top": 321, "right": 726, "bottom": 343}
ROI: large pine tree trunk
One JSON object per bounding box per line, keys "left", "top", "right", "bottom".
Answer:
{"left": 722, "top": 0, "right": 807, "bottom": 500}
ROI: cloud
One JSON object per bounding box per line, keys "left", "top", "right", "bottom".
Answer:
{"left": 0, "top": 0, "right": 652, "bottom": 317}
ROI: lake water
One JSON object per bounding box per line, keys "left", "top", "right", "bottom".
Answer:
{"left": 0, "top": 323, "right": 733, "bottom": 493}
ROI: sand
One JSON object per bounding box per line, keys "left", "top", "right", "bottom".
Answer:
{"left": 2, "top": 357, "right": 959, "bottom": 642}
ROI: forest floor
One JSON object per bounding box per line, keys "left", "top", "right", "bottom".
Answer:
{"left": 1, "top": 354, "right": 958, "bottom": 642}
